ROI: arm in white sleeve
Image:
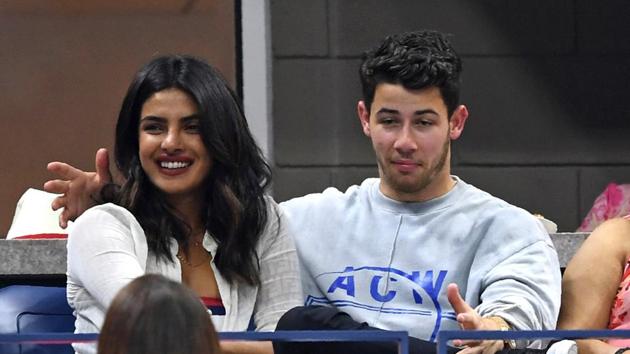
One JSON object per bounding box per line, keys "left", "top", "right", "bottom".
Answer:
{"left": 252, "top": 201, "right": 303, "bottom": 331}
{"left": 67, "top": 205, "right": 148, "bottom": 310}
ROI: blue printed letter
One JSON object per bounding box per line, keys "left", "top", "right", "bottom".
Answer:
{"left": 370, "top": 276, "right": 397, "bottom": 302}
{"left": 327, "top": 275, "right": 355, "bottom": 297}
{"left": 406, "top": 271, "right": 423, "bottom": 304}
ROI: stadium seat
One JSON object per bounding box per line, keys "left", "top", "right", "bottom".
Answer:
{"left": 0, "top": 285, "right": 75, "bottom": 354}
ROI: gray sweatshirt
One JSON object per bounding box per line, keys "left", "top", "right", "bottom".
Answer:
{"left": 280, "top": 177, "right": 561, "bottom": 345}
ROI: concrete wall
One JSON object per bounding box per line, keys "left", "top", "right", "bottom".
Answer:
{"left": 1, "top": 1, "right": 235, "bottom": 235}
{"left": 270, "top": 0, "right": 630, "bottom": 231}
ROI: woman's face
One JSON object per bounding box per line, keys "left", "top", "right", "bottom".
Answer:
{"left": 138, "top": 88, "right": 212, "bottom": 202}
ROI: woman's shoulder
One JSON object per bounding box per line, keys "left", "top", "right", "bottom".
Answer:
{"left": 71, "top": 203, "right": 144, "bottom": 241}
{"left": 573, "top": 217, "right": 630, "bottom": 268}
{"left": 261, "top": 195, "right": 282, "bottom": 228}
{"left": 68, "top": 203, "right": 149, "bottom": 264}
{"left": 76, "top": 203, "right": 137, "bottom": 226}
{"left": 590, "top": 217, "right": 630, "bottom": 244}
{"left": 263, "top": 195, "right": 281, "bottom": 213}
{"left": 258, "top": 196, "right": 292, "bottom": 245}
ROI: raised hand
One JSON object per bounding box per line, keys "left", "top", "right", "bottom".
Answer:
{"left": 447, "top": 283, "right": 507, "bottom": 354}
{"left": 44, "top": 148, "right": 113, "bottom": 228}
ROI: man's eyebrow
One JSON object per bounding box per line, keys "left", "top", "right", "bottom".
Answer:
{"left": 414, "top": 109, "right": 438, "bottom": 115}
{"left": 376, "top": 108, "right": 438, "bottom": 115}
{"left": 376, "top": 108, "right": 400, "bottom": 114}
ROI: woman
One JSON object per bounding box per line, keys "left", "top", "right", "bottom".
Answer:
{"left": 98, "top": 274, "right": 219, "bottom": 354}
{"left": 66, "top": 55, "right": 302, "bottom": 354}
{"left": 558, "top": 216, "right": 630, "bottom": 354}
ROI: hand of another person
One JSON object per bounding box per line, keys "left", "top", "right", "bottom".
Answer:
{"left": 44, "top": 148, "right": 113, "bottom": 228}
{"left": 447, "top": 283, "right": 507, "bottom": 354}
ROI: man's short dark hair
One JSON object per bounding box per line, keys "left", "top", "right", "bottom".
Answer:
{"left": 359, "top": 30, "right": 462, "bottom": 117}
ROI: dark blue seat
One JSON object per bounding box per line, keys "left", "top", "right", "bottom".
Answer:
{"left": 0, "top": 285, "right": 75, "bottom": 354}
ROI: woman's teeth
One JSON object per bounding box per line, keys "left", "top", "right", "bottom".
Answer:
{"left": 160, "top": 161, "right": 190, "bottom": 169}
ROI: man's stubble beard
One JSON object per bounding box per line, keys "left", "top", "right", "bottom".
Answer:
{"left": 380, "top": 137, "right": 451, "bottom": 196}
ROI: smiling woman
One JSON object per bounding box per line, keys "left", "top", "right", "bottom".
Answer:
{"left": 138, "top": 88, "right": 212, "bottom": 202}
{"left": 63, "top": 55, "right": 302, "bottom": 354}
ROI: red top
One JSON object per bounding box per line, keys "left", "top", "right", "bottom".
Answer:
{"left": 201, "top": 296, "right": 225, "bottom": 315}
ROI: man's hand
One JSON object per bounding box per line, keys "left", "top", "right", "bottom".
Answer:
{"left": 447, "top": 283, "right": 507, "bottom": 354}
{"left": 44, "top": 148, "right": 113, "bottom": 228}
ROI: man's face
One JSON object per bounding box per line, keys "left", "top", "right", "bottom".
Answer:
{"left": 358, "top": 83, "right": 467, "bottom": 202}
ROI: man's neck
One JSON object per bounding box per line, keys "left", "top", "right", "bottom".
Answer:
{"left": 380, "top": 176, "right": 457, "bottom": 203}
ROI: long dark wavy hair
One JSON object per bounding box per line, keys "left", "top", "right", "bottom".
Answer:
{"left": 106, "top": 55, "right": 272, "bottom": 285}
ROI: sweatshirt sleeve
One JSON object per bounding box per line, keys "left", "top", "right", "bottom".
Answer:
{"left": 473, "top": 209, "right": 562, "bottom": 348}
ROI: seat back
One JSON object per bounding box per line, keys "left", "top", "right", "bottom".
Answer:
{"left": 0, "top": 285, "right": 75, "bottom": 354}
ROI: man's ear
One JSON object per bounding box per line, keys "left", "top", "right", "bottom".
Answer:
{"left": 449, "top": 105, "right": 469, "bottom": 140}
{"left": 358, "top": 100, "right": 371, "bottom": 137}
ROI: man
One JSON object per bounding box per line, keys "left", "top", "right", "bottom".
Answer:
{"left": 271, "top": 30, "right": 560, "bottom": 354}
{"left": 45, "top": 30, "right": 560, "bottom": 354}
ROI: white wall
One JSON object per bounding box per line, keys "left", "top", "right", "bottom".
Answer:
{"left": 241, "top": 0, "right": 273, "bottom": 162}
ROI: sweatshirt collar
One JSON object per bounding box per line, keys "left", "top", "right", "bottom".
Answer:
{"left": 371, "top": 176, "right": 464, "bottom": 214}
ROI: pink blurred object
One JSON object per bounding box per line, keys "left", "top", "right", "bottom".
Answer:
{"left": 578, "top": 183, "right": 630, "bottom": 232}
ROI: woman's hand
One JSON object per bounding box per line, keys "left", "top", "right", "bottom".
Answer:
{"left": 44, "top": 147, "right": 112, "bottom": 228}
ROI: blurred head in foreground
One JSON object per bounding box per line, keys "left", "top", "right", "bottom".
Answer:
{"left": 98, "top": 274, "right": 219, "bottom": 354}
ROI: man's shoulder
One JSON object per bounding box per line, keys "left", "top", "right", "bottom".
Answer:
{"left": 455, "top": 178, "right": 545, "bottom": 234}
{"left": 279, "top": 178, "right": 378, "bottom": 212}
{"left": 456, "top": 177, "right": 525, "bottom": 212}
